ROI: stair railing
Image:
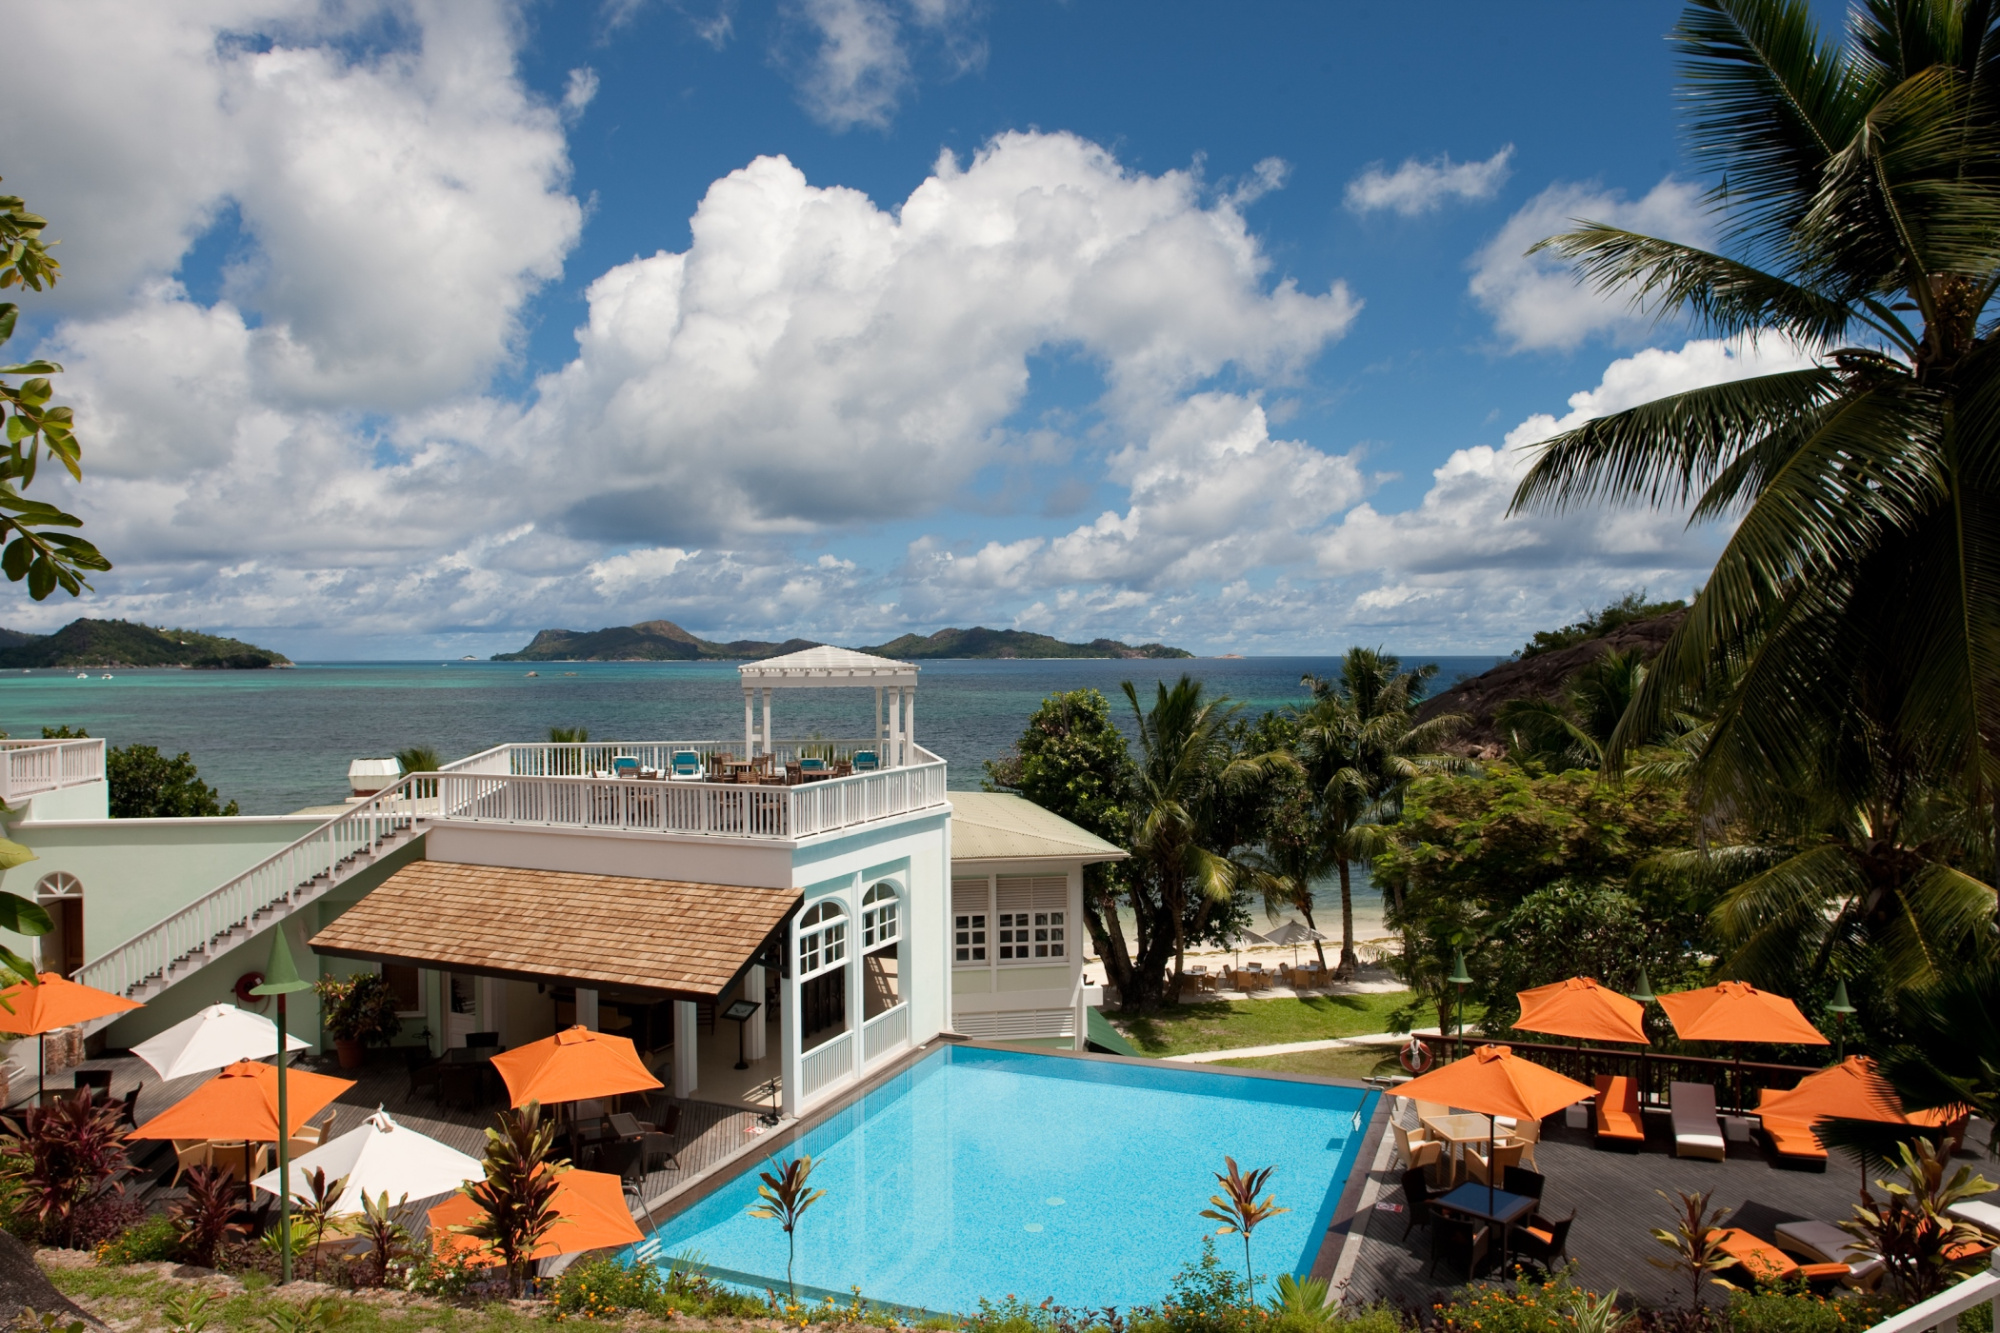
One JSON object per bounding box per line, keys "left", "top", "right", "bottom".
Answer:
{"left": 75, "top": 775, "right": 430, "bottom": 1001}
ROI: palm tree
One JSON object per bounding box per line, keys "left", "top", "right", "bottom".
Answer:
{"left": 1497, "top": 648, "right": 1650, "bottom": 770}
{"left": 1293, "top": 650, "right": 1463, "bottom": 978}
{"left": 1122, "top": 676, "right": 1271, "bottom": 1000}
{"left": 1508, "top": 0, "right": 2000, "bottom": 880}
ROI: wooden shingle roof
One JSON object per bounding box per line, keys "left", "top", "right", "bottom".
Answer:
{"left": 309, "top": 861, "right": 800, "bottom": 999}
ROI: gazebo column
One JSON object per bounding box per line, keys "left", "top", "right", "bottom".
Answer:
{"left": 761, "top": 687, "right": 773, "bottom": 758}
{"left": 887, "top": 684, "right": 903, "bottom": 768}
{"left": 745, "top": 965, "right": 767, "bottom": 1061}
{"left": 780, "top": 926, "right": 801, "bottom": 1118}
{"left": 874, "top": 687, "right": 883, "bottom": 756}
{"left": 904, "top": 687, "right": 916, "bottom": 761}
{"left": 672, "top": 1000, "right": 698, "bottom": 1098}
{"left": 574, "top": 988, "right": 599, "bottom": 1032}
{"left": 743, "top": 689, "right": 753, "bottom": 758}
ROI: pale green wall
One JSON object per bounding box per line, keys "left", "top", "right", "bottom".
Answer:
{"left": 0, "top": 816, "right": 324, "bottom": 963}
{"left": 16, "top": 781, "right": 109, "bottom": 822}
{"left": 95, "top": 833, "right": 429, "bottom": 1055}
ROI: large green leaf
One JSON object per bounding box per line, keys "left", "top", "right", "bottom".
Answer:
{"left": 0, "top": 889, "right": 52, "bottom": 936}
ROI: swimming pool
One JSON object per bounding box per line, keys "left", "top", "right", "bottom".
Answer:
{"left": 645, "top": 1046, "right": 1377, "bottom": 1313}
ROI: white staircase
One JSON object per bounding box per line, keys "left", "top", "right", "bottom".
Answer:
{"left": 73, "top": 777, "right": 435, "bottom": 1030}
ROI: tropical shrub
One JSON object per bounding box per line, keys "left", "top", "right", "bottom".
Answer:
{"left": 1155, "top": 1237, "right": 1256, "bottom": 1333}
{"left": 0, "top": 1090, "right": 136, "bottom": 1248}
{"left": 168, "top": 1165, "right": 245, "bottom": 1268}
{"left": 1844, "top": 1140, "right": 1995, "bottom": 1304}
{"left": 94, "top": 1212, "right": 178, "bottom": 1264}
{"left": 460, "top": 1101, "right": 566, "bottom": 1298}
{"left": 547, "top": 1253, "right": 766, "bottom": 1320}
{"left": 1426, "top": 1276, "right": 1596, "bottom": 1333}
{"left": 312, "top": 972, "right": 402, "bottom": 1046}
{"left": 1724, "top": 1283, "right": 1856, "bottom": 1333}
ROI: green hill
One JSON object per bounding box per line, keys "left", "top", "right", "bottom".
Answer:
{"left": 493, "top": 619, "right": 820, "bottom": 662}
{"left": 858, "top": 627, "right": 1191, "bottom": 660}
{"left": 0, "top": 619, "right": 290, "bottom": 669}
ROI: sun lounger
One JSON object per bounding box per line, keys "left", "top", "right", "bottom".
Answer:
{"left": 1671, "top": 1081, "right": 1727, "bottom": 1160}
{"left": 1759, "top": 1114, "right": 1829, "bottom": 1165}
{"left": 1713, "top": 1228, "right": 1850, "bottom": 1289}
{"left": 1775, "top": 1219, "right": 1886, "bottom": 1289}
{"left": 1592, "top": 1074, "right": 1645, "bottom": 1148}
{"left": 669, "top": 750, "right": 704, "bottom": 781}
{"left": 1948, "top": 1200, "right": 2000, "bottom": 1237}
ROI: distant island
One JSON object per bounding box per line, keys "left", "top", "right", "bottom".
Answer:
{"left": 493, "top": 619, "right": 1192, "bottom": 662}
{"left": 0, "top": 619, "right": 291, "bottom": 669}
{"left": 858, "top": 627, "right": 1191, "bottom": 660}
{"left": 493, "top": 620, "right": 820, "bottom": 662}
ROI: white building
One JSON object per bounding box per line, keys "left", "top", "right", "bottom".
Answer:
{"left": 0, "top": 647, "right": 1123, "bottom": 1117}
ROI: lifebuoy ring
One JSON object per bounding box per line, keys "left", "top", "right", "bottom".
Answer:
{"left": 233, "top": 972, "right": 266, "bottom": 1007}
{"left": 1398, "top": 1035, "right": 1433, "bottom": 1074}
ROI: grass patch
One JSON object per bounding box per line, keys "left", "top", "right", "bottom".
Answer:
{"left": 1113, "top": 992, "right": 1414, "bottom": 1057}
{"left": 47, "top": 1263, "right": 551, "bottom": 1332}
{"left": 1214, "top": 1046, "right": 1400, "bottom": 1082}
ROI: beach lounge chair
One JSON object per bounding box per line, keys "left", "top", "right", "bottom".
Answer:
{"left": 1592, "top": 1074, "right": 1645, "bottom": 1148}
{"left": 612, "top": 756, "right": 639, "bottom": 777}
{"left": 1671, "top": 1081, "right": 1727, "bottom": 1161}
{"left": 852, "top": 750, "right": 879, "bottom": 772}
{"left": 1948, "top": 1200, "right": 2000, "bottom": 1237}
{"left": 1775, "top": 1219, "right": 1887, "bottom": 1290}
{"left": 1713, "top": 1227, "right": 1851, "bottom": 1290}
{"left": 1759, "top": 1113, "right": 1830, "bottom": 1167}
{"left": 669, "top": 750, "right": 704, "bottom": 781}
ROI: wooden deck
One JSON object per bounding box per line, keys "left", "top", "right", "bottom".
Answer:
{"left": 51, "top": 1050, "right": 760, "bottom": 1235}
{"left": 1337, "top": 1098, "right": 1967, "bottom": 1311}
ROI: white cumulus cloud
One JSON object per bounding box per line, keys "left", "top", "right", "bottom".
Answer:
{"left": 1345, "top": 146, "right": 1513, "bottom": 216}
{"left": 1469, "top": 177, "right": 1710, "bottom": 353}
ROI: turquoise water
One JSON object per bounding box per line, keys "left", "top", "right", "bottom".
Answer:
{"left": 0, "top": 655, "right": 1500, "bottom": 815}
{"left": 648, "top": 1045, "right": 1376, "bottom": 1313}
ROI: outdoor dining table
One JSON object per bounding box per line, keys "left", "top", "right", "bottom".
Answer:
{"left": 1432, "top": 1181, "right": 1536, "bottom": 1270}
{"left": 1421, "top": 1112, "right": 1496, "bottom": 1184}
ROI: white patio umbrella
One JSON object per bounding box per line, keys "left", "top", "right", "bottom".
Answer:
{"left": 1229, "top": 927, "right": 1272, "bottom": 970}
{"left": 253, "top": 1108, "right": 482, "bottom": 1215}
{"left": 1262, "top": 919, "right": 1328, "bottom": 965}
{"left": 133, "top": 1003, "right": 309, "bottom": 1081}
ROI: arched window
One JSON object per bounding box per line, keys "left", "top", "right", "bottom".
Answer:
{"left": 862, "top": 882, "right": 900, "bottom": 949}
{"left": 34, "top": 872, "right": 81, "bottom": 899}
{"left": 797, "top": 900, "right": 847, "bottom": 977}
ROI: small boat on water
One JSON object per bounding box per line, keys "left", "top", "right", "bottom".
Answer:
{"left": 525, "top": 671, "right": 539, "bottom": 677}
{"left": 74, "top": 673, "right": 86, "bottom": 679}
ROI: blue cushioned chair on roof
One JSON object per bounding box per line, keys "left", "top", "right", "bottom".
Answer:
{"left": 612, "top": 755, "right": 639, "bottom": 776}
{"left": 670, "top": 750, "right": 704, "bottom": 780}
{"left": 852, "top": 750, "right": 879, "bottom": 772}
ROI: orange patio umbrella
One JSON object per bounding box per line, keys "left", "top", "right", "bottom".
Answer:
{"left": 490, "top": 1025, "right": 662, "bottom": 1110}
{"left": 127, "top": 1060, "right": 354, "bottom": 1200}
{"left": 1757, "top": 1055, "right": 1963, "bottom": 1185}
{"left": 1659, "top": 980, "right": 1827, "bottom": 1117}
{"left": 427, "top": 1167, "right": 642, "bottom": 1263}
{"left": 1514, "top": 977, "right": 1649, "bottom": 1046}
{"left": 1394, "top": 1043, "right": 1597, "bottom": 1211}
{"left": 1656, "top": 981, "right": 1828, "bottom": 1046}
{"left": 0, "top": 973, "right": 143, "bottom": 1099}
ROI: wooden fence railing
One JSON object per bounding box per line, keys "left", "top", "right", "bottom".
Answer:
{"left": 1433, "top": 1033, "right": 1824, "bottom": 1114}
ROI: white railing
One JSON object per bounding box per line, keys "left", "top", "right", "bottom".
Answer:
{"left": 76, "top": 776, "right": 428, "bottom": 1000}
{"left": 472, "top": 739, "right": 906, "bottom": 776}
{"left": 427, "top": 741, "right": 947, "bottom": 841}
{"left": 800, "top": 1032, "right": 853, "bottom": 1101}
{"left": 862, "top": 1003, "right": 909, "bottom": 1065}
{"left": 0, "top": 738, "right": 105, "bottom": 803}
{"left": 1863, "top": 1255, "right": 2000, "bottom": 1333}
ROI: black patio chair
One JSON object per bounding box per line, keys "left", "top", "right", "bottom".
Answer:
{"left": 1430, "top": 1215, "right": 1490, "bottom": 1279}
{"left": 72, "top": 1069, "right": 112, "bottom": 1097}
{"left": 465, "top": 1031, "right": 500, "bottom": 1050}
{"left": 1400, "top": 1166, "right": 1435, "bottom": 1240}
{"left": 1511, "top": 1211, "right": 1574, "bottom": 1268}
{"left": 114, "top": 1086, "right": 140, "bottom": 1131}
{"left": 1502, "top": 1166, "right": 1546, "bottom": 1201}
{"left": 641, "top": 1105, "right": 682, "bottom": 1173}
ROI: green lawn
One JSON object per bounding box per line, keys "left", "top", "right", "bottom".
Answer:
{"left": 1214, "top": 1045, "right": 1401, "bottom": 1082}
{"left": 1111, "top": 992, "right": 1416, "bottom": 1057}
{"left": 47, "top": 1264, "right": 554, "bottom": 1333}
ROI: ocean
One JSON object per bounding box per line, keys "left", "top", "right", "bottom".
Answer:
{"left": 0, "top": 654, "right": 1502, "bottom": 933}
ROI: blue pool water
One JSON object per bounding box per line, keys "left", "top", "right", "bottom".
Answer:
{"left": 647, "top": 1046, "right": 1377, "bottom": 1313}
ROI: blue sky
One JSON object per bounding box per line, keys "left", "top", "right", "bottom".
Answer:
{"left": 0, "top": 1, "right": 1821, "bottom": 658}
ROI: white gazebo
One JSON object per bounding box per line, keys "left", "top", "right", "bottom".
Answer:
{"left": 737, "top": 646, "right": 921, "bottom": 766}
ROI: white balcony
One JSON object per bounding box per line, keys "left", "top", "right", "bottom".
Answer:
{"left": 0, "top": 738, "right": 105, "bottom": 803}
{"left": 426, "top": 740, "right": 948, "bottom": 842}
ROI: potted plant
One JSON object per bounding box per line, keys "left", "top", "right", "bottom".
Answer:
{"left": 314, "top": 972, "right": 402, "bottom": 1068}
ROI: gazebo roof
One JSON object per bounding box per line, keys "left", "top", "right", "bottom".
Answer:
{"left": 739, "top": 645, "right": 918, "bottom": 686}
